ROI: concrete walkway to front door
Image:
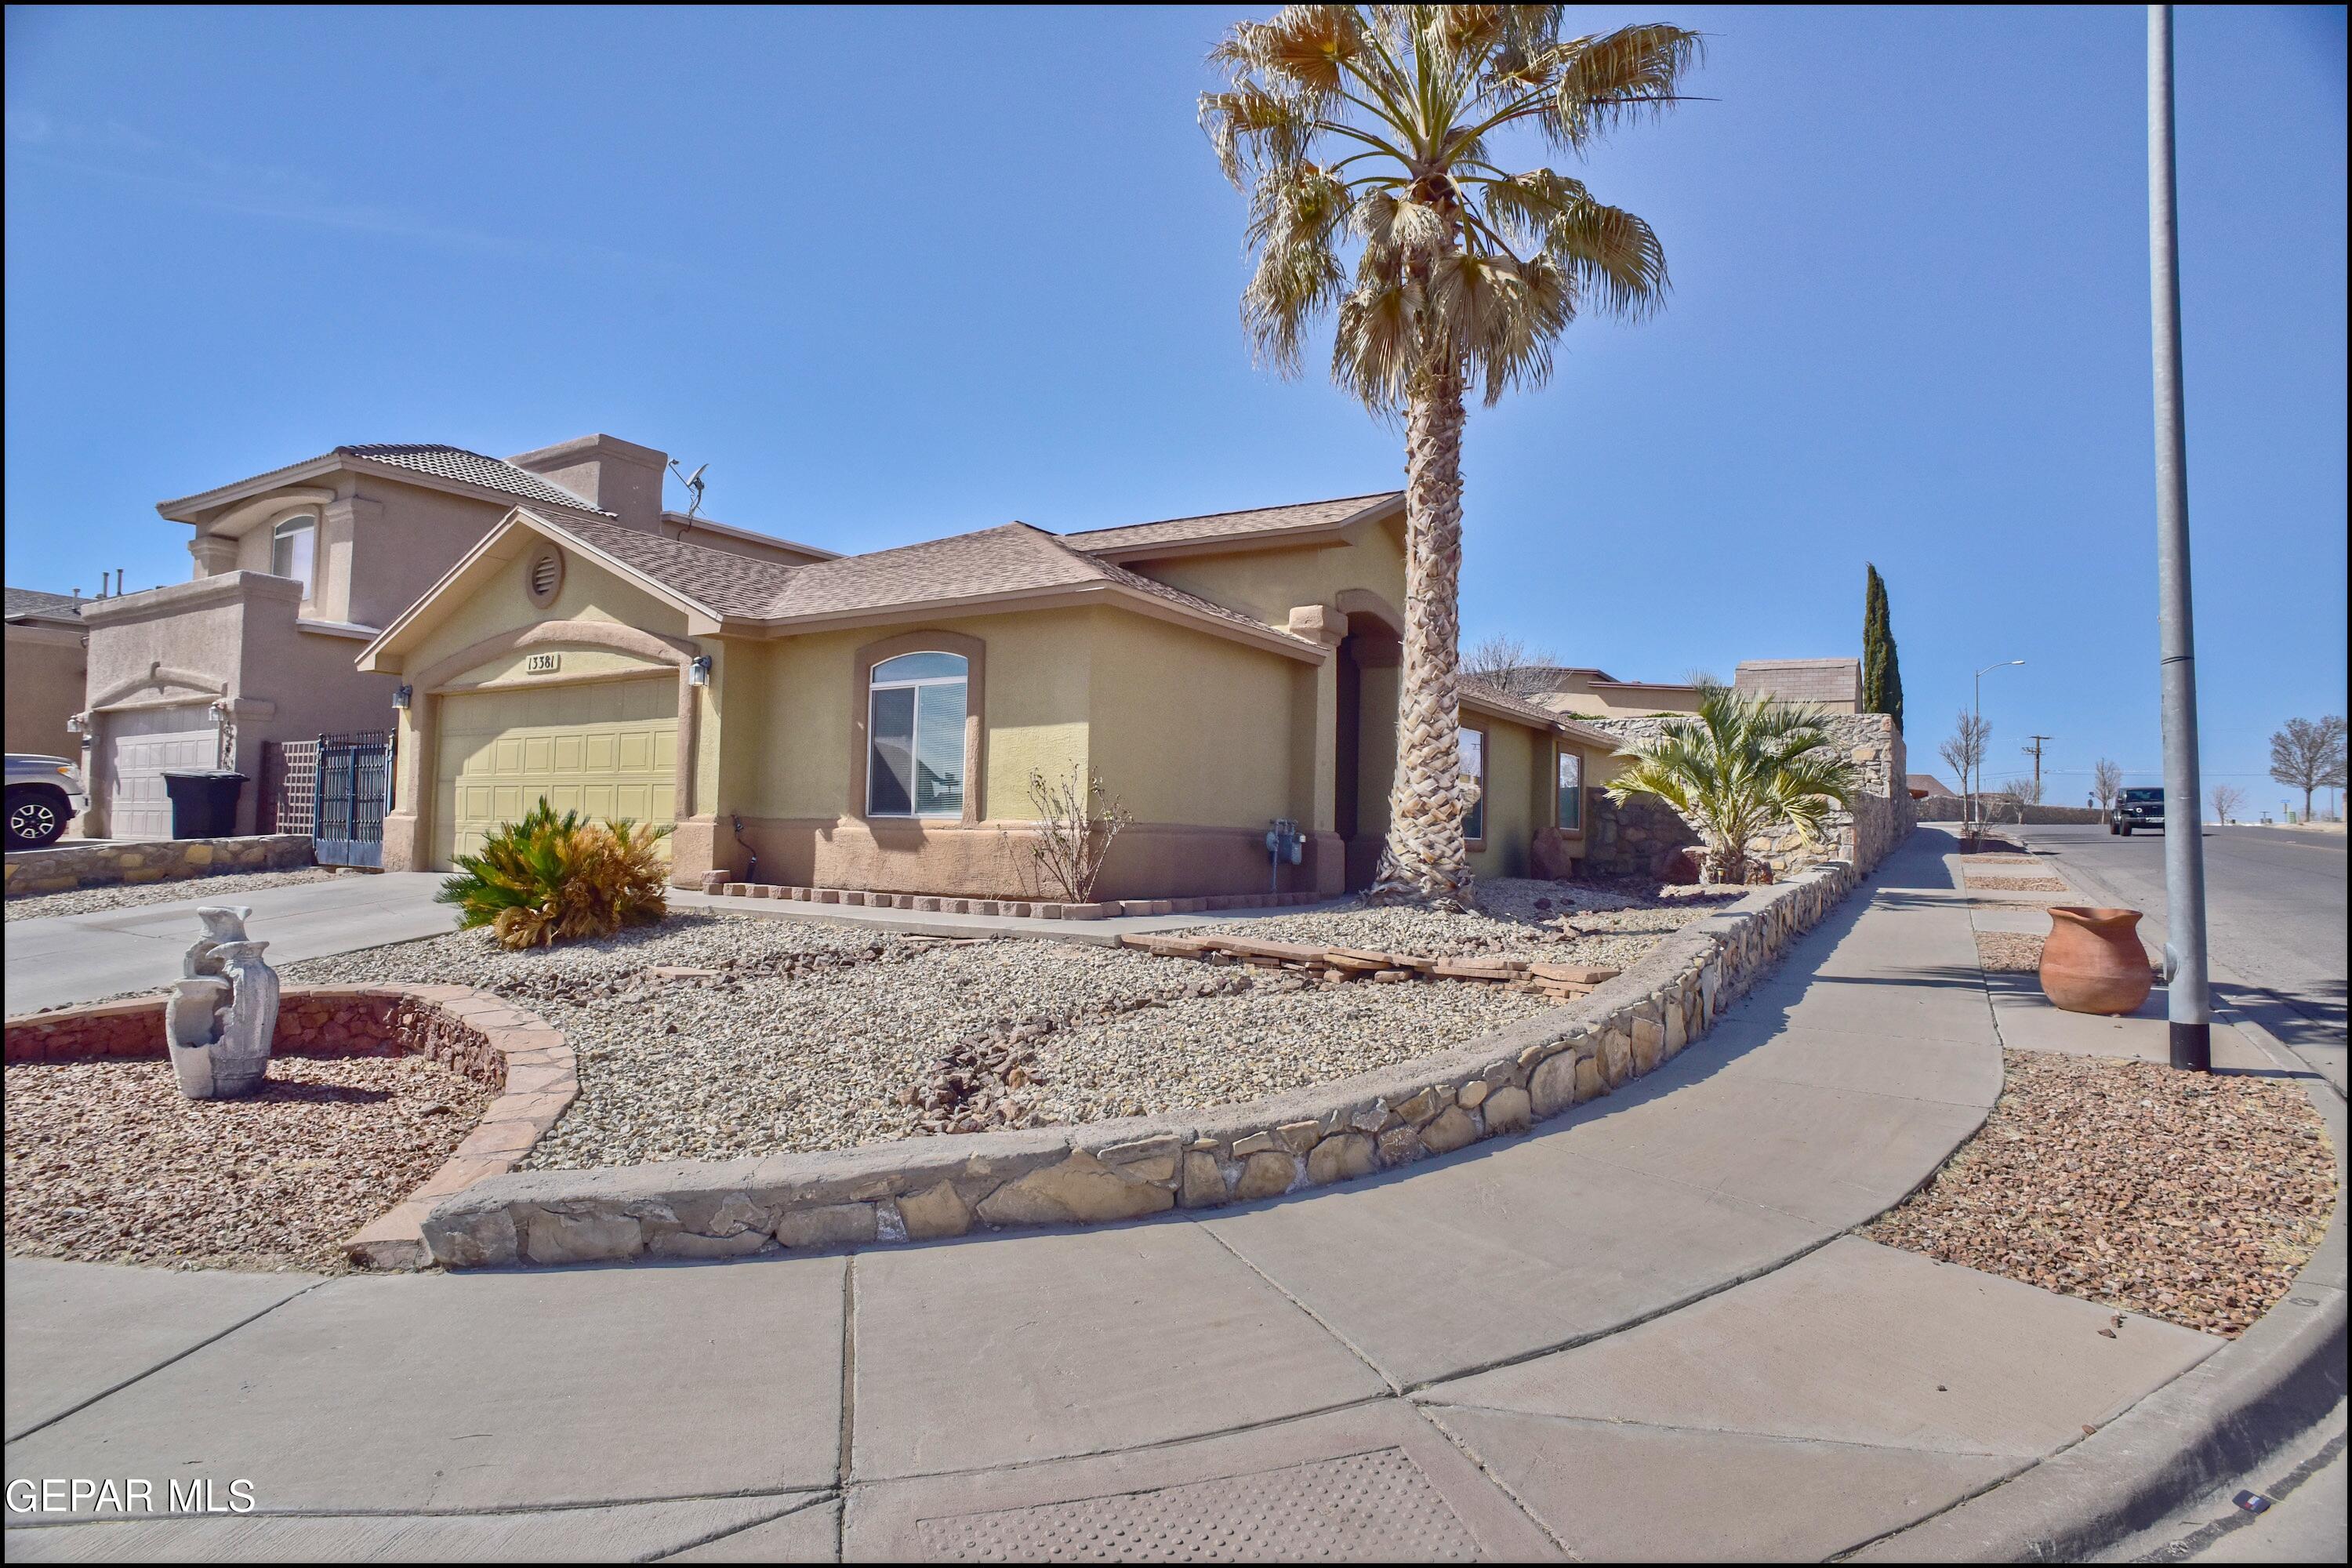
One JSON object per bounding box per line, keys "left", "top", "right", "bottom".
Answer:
{"left": 3, "top": 830, "right": 2305, "bottom": 1561}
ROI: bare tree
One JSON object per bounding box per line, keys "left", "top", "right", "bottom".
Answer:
{"left": 1461, "top": 633, "right": 1559, "bottom": 702}
{"left": 1940, "top": 711, "right": 1991, "bottom": 839}
{"left": 1011, "top": 765, "right": 1134, "bottom": 904}
{"left": 2268, "top": 716, "right": 2347, "bottom": 822}
{"left": 2210, "top": 782, "right": 2247, "bottom": 825}
{"left": 2005, "top": 771, "right": 2046, "bottom": 808}
{"left": 2092, "top": 758, "right": 2124, "bottom": 820}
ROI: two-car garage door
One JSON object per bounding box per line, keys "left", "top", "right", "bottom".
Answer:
{"left": 432, "top": 679, "right": 677, "bottom": 867}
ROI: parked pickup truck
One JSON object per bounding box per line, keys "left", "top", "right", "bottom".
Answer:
{"left": 5, "top": 753, "right": 90, "bottom": 848}
{"left": 2112, "top": 786, "right": 2165, "bottom": 836}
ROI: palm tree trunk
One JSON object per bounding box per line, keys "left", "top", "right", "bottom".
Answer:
{"left": 1368, "top": 359, "right": 1474, "bottom": 909}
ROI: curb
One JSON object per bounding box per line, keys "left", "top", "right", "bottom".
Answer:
{"left": 1849, "top": 985, "right": 2349, "bottom": 1561}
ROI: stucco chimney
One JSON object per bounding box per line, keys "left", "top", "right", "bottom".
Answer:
{"left": 506, "top": 434, "right": 668, "bottom": 532}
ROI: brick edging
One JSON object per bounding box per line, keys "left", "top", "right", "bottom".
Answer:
{"left": 2, "top": 985, "right": 574, "bottom": 1272}
{"left": 423, "top": 847, "right": 1886, "bottom": 1269}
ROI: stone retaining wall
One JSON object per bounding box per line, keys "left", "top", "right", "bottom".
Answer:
{"left": 3, "top": 985, "right": 574, "bottom": 1270}
{"left": 1579, "top": 713, "right": 1913, "bottom": 880}
{"left": 419, "top": 856, "right": 1870, "bottom": 1270}
{"left": 2, "top": 833, "right": 313, "bottom": 896}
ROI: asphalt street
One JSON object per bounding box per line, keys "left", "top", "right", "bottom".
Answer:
{"left": 2012, "top": 823, "right": 2347, "bottom": 1094}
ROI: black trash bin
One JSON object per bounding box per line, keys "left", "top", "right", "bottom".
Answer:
{"left": 161, "top": 770, "right": 247, "bottom": 840}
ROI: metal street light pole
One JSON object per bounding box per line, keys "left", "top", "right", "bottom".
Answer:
{"left": 2147, "top": 3, "right": 2211, "bottom": 1073}
{"left": 1974, "top": 660, "right": 2024, "bottom": 837}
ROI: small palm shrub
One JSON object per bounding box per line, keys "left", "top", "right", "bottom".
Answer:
{"left": 437, "top": 798, "right": 672, "bottom": 950}
{"left": 1606, "top": 689, "right": 1860, "bottom": 885}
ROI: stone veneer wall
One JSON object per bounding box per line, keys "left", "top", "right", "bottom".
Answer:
{"left": 2, "top": 833, "right": 314, "bottom": 897}
{"left": 419, "top": 853, "right": 1871, "bottom": 1270}
{"left": 1578, "top": 713, "right": 1913, "bottom": 880}
{"left": 4, "top": 985, "right": 575, "bottom": 1270}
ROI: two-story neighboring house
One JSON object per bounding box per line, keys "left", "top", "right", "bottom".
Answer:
{"left": 76, "top": 434, "right": 832, "bottom": 838}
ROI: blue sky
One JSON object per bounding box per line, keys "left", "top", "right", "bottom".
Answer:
{"left": 5, "top": 5, "right": 2344, "bottom": 809}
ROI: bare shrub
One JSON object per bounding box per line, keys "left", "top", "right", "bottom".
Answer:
{"left": 1017, "top": 765, "right": 1134, "bottom": 904}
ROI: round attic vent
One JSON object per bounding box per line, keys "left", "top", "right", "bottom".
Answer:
{"left": 526, "top": 547, "right": 564, "bottom": 608}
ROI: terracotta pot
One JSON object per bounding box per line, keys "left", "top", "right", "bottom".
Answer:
{"left": 2039, "top": 906, "right": 2153, "bottom": 1015}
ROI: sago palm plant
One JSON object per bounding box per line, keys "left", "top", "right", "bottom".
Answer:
{"left": 437, "top": 798, "right": 672, "bottom": 950}
{"left": 1606, "top": 689, "right": 1859, "bottom": 885}
{"left": 1203, "top": 5, "right": 1700, "bottom": 907}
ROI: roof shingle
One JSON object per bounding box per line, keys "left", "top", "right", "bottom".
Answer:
{"left": 1062, "top": 492, "right": 1399, "bottom": 555}
{"left": 4, "top": 586, "right": 85, "bottom": 623}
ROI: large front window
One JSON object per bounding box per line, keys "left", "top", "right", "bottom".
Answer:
{"left": 1460, "top": 725, "right": 1486, "bottom": 844}
{"left": 1557, "top": 748, "right": 1583, "bottom": 832}
{"left": 867, "top": 652, "right": 967, "bottom": 818}
{"left": 270, "top": 515, "right": 316, "bottom": 597}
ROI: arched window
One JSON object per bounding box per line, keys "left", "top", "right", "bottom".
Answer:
{"left": 270, "top": 515, "right": 317, "bottom": 596}
{"left": 867, "top": 651, "right": 967, "bottom": 818}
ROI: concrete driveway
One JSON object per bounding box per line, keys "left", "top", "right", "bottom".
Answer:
{"left": 2, "top": 873, "right": 452, "bottom": 1016}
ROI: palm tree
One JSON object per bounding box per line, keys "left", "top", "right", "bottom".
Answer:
{"left": 1202, "top": 6, "right": 1700, "bottom": 907}
{"left": 1606, "top": 689, "right": 1860, "bottom": 885}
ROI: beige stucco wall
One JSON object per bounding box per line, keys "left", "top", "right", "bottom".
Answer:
{"left": 1086, "top": 610, "right": 1300, "bottom": 830}
{"left": 5, "top": 625, "right": 86, "bottom": 759}
{"left": 1122, "top": 512, "right": 1409, "bottom": 632}
{"left": 1538, "top": 681, "right": 1706, "bottom": 720}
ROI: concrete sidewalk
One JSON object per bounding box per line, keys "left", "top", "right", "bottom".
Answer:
{"left": 2, "top": 873, "right": 454, "bottom": 1017}
{"left": 0, "top": 830, "right": 2275, "bottom": 1561}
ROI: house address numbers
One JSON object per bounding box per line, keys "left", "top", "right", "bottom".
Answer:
{"left": 525, "top": 652, "right": 561, "bottom": 674}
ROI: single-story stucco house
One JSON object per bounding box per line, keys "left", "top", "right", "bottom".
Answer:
{"left": 356, "top": 492, "right": 1624, "bottom": 901}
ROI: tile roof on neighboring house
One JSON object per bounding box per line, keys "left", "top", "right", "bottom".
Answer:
{"left": 1062, "top": 492, "right": 1401, "bottom": 556}
{"left": 1907, "top": 773, "right": 1959, "bottom": 798}
{"left": 336, "top": 445, "right": 607, "bottom": 514}
{"left": 3, "top": 587, "right": 85, "bottom": 624}
{"left": 1460, "top": 681, "right": 1624, "bottom": 747}
{"left": 1734, "top": 657, "right": 1863, "bottom": 706}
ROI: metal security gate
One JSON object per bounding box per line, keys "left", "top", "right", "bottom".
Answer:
{"left": 314, "top": 730, "right": 394, "bottom": 868}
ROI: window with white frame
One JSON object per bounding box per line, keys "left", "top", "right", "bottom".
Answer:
{"left": 1557, "top": 747, "right": 1583, "bottom": 832}
{"left": 867, "top": 652, "right": 967, "bottom": 818}
{"left": 1460, "top": 725, "right": 1487, "bottom": 843}
{"left": 270, "top": 514, "right": 317, "bottom": 597}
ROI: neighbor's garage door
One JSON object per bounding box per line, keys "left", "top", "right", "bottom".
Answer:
{"left": 432, "top": 679, "right": 677, "bottom": 868}
{"left": 102, "top": 705, "right": 219, "bottom": 839}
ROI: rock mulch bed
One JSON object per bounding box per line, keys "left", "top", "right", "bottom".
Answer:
{"left": 1974, "top": 929, "right": 2161, "bottom": 976}
{"left": 3, "top": 1053, "right": 491, "bottom": 1272}
{"left": 1964, "top": 875, "right": 2071, "bottom": 893}
{"left": 1864, "top": 1050, "right": 2336, "bottom": 1337}
{"left": 3, "top": 867, "right": 339, "bottom": 922}
{"left": 280, "top": 894, "right": 1686, "bottom": 1166}
{"left": 1171, "top": 877, "right": 1735, "bottom": 965}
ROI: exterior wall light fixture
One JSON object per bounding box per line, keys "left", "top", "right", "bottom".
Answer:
{"left": 391, "top": 685, "right": 413, "bottom": 710}
{"left": 688, "top": 655, "right": 713, "bottom": 687}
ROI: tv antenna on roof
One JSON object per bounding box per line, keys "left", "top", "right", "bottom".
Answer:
{"left": 667, "top": 460, "right": 709, "bottom": 522}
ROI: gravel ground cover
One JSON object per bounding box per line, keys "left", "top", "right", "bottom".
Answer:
{"left": 1974, "top": 929, "right": 2162, "bottom": 976}
{"left": 1171, "top": 877, "right": 1737, "bottom": 965}
{"left": 279, "top": 898, "right": 1631, "bottom": 1167}
{"left": 1864, "top": 1050, "right": 2336, "bottom": 1336}
{"left": 1965, "top": 875, "right": 2071, "bottom": 893}
{"left": 4, "top": 1052, "right": 490, "bottom": 1272}
{"left": 1959, "top": 855, "right": 2042, "bottom": 866}
{"left": 4, "top": 867, "right": 339, "bottom": 922}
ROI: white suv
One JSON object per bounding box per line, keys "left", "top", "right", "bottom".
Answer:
{"left": 5, "top": 754, "right": 90, "bottom": 848}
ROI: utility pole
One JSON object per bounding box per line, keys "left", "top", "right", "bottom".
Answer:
{"left": 2025, "top": 735, "right": 2053, "bottom": 803}
{"left": 2147, "top": 3, "right": 2210, "bottom": 1073}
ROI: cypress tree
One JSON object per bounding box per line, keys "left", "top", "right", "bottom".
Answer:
{"left": 1862, "top": 563, "right": 1904, "bottom": 731}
